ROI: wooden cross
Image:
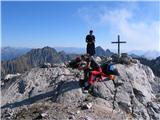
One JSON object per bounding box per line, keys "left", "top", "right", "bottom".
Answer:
{"left": 111, "top": 35, "right": 126, "bottom": 57}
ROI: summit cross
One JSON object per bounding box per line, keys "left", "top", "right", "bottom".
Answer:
{"left": 111, "top": 35, "right": 127, "bottom": 57}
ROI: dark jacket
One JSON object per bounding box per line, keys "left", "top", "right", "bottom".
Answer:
{"left": 86, "top": 35, "right": 95, "bottom": 56}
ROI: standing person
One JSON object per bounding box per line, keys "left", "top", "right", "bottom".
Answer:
{"left": 86, "top": 30, "right": 95, "bottom": 56}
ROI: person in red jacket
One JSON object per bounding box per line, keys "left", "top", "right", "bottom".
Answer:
{"left": 80, "top": 57, "right": 118, "bottom": 93}
{"left": 68, "top": 54, "right": 119, "bottom": 93}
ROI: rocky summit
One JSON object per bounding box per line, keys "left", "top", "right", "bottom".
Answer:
{"left": 1, "top": 59, "right": 160, "bottom": 120}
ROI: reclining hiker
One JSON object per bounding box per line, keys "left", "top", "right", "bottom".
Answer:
{"left": 80, "top": 55, "right": 119, "bottom": 93}
{"left": 68, "top": 55, "right": 120, "bottom": 93}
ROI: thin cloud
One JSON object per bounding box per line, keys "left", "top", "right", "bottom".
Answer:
{"left": 77, "top": 4, "right": 160, "bottom": 51}
{"left": 100, "top": 9, "right": 160, "bottom": 51}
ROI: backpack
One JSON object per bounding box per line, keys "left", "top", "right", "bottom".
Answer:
{"left": 101, "top": 63, "right": 119, "bottom": 76}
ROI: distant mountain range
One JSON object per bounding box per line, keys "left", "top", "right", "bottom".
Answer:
{"left": 129, "top": 50, "right": 160, "bottom": 60}
{"left": 1, "top": 47, "right": 77, "bottom": 79}
{"left": 2, "top": 46, "right": 160, "bottom": 61}
{"left": 1, "top": 46, "right": 160, "bottom": 79}
{"left": 95, "top": 46, "right": 114, "bottom": 57}
{"left": 142, "top": 51, "right": 160, "bottom": 60}
{"left": 1, "top": 47, "right": 31, "bottom": 61}
{"left": 1, "top": 46, "right": 113, "bottom": 61}
{"left": 1, "top": 46, "right": 113, "bottom": 78}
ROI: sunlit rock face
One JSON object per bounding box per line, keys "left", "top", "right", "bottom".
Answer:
{"left": 1, "top": 59, "right": 160, "bottom": 120}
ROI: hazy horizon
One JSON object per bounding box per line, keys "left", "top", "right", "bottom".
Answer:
{"left": 2, "top": 45, "right": 160, "bottom": 53}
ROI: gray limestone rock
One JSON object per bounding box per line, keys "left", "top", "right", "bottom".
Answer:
{"left": 1, "top": 60, "right": 160, "bottom": 120}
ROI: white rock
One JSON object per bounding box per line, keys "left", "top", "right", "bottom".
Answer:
{"left": 84, "top": 116, "right": 93, "bottom": 120}
{"left": 95, "top": 56, "right": 102, "bottom": 63}
{"left": 41, "top": 112, "right": 47, "bottom": 117}
{"left": 76, "top": 110, "right": 80, "bottom": 114}
{"left": 4, "top": 73, "right": 21, "bottom": 80}
{"left": 82, "top": 103, "right": 92, "bottom": 109}
{"left": 86, "top": 103, "right": 92, "bottom": 109}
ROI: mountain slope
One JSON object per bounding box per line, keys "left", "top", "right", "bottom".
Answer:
{"left": 1, "top": 61, "right": 160, "bottom": 120}
{"left": 1, "top": 46, "right": 76, "bottom": 79}
{"left": 137, "top": 56, "right": 160, "bottom": 77}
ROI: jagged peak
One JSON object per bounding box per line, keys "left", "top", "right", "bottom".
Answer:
{"left": 96, "top": 46, "right": 104, "bottom": 49}
{"left": 28, "top": 46, "right": 57, "bottom": 54}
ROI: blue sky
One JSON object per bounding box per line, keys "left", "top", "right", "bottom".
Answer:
{"left": 2, "top": 1, "right": 160, "bottom": 51}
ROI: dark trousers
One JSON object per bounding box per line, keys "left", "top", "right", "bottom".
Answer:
{"left": 87, "top": 44, "right": 95, "bottom": 56}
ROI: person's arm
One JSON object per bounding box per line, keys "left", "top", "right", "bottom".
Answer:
{"left": 86, "top": 35, "right": 88, "bottom": 43}
{"left": 92, "top": 35, "right": 95, "bottom": 43}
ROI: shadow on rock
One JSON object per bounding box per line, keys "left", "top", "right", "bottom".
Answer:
{"left": 1, "top": 80, "right": 81, "bottom": 109}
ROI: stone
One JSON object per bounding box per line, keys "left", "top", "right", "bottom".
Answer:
{"left": 4, "top": 73, "right": 21, "bottom": 80}
{"left": 41, "top": 112, "right": 48, "bottom": 117}
{"left": 95, "top": 56, "right": 102, "bottom": 63}
{"left": 121, "top": 53, "right": 128, "bottom": 57}
{"left": 111, "top": 54, "right": 119, "bottom": 62}
{"left": 76, "top": 110, "right": 80, "bottom": 114}
{"left": 40, "top": 62, "right": 51, "bottom": 68}
{"left": 84, "top": 116, "right": 93, "bottom": 120}
{"left": 68, "top": 115, "right": 75, "bottom": 120}
{"left": 81, "top": 103, "right": 92, "bottom": 110}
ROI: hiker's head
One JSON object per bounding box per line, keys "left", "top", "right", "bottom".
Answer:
{"left": 89, "top": 30, "right": 93, "bottom": 35}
